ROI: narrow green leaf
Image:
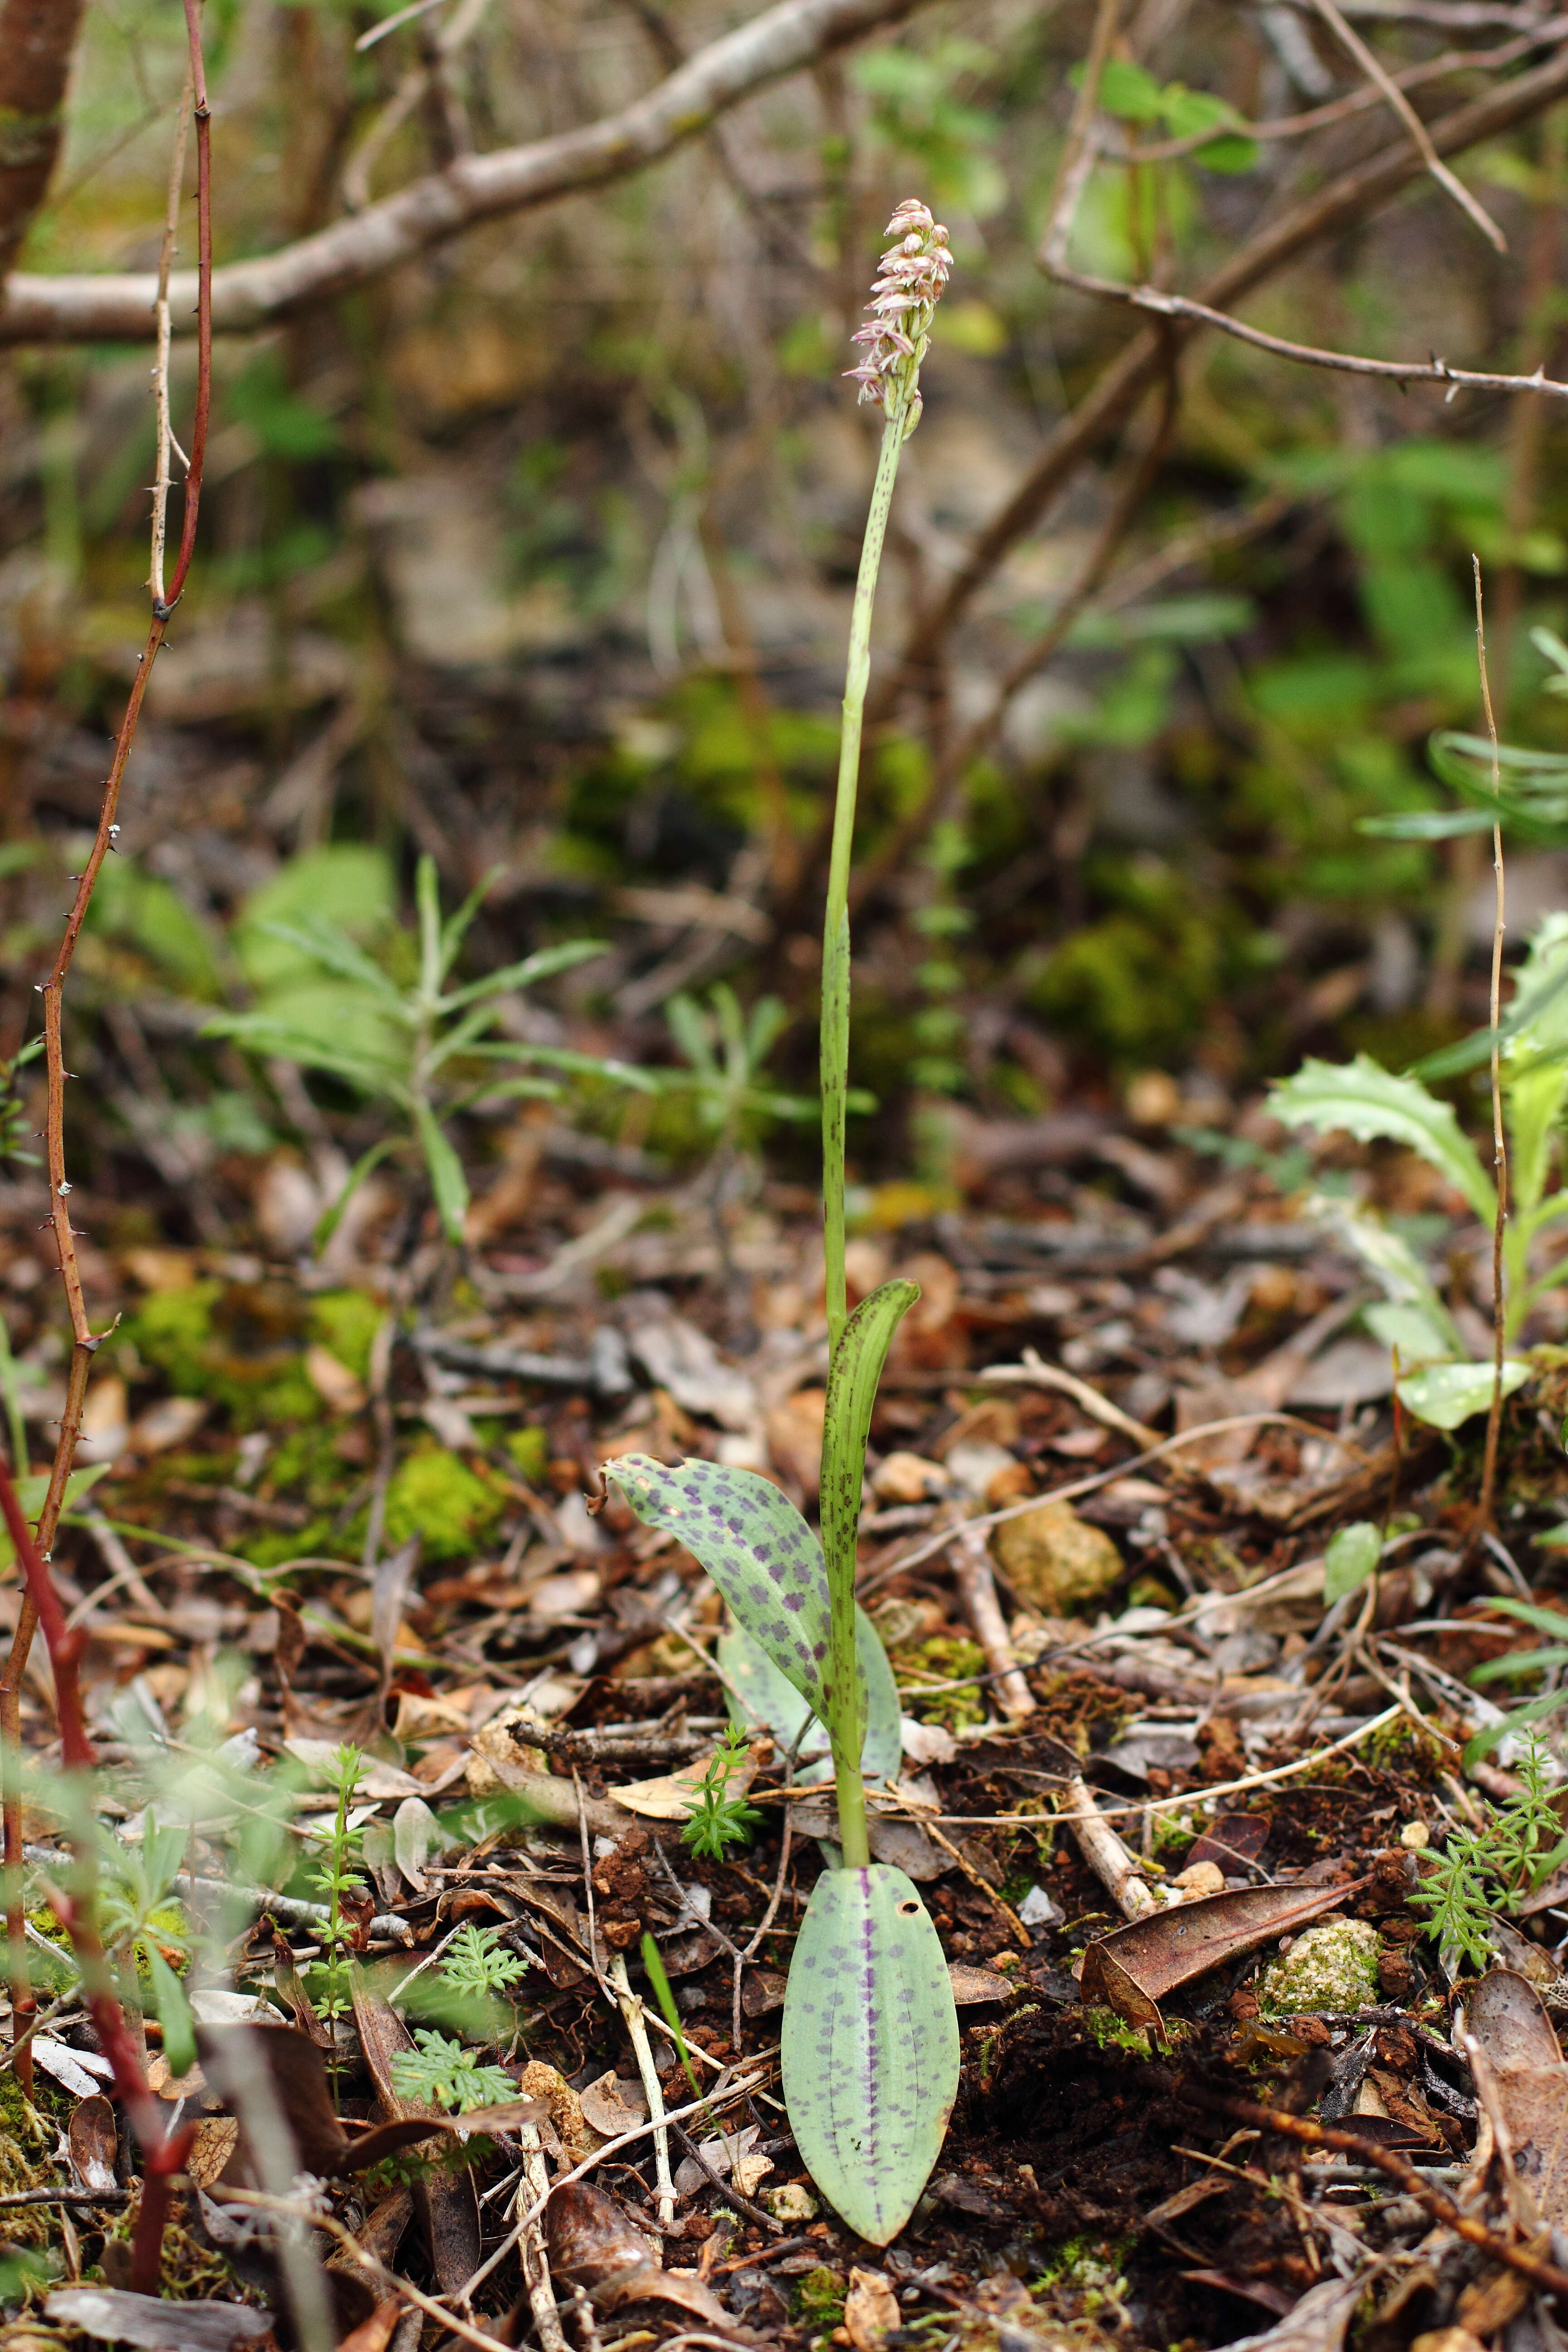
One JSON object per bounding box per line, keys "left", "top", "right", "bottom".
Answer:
{"left": 602, "top": 1456, "right": 830, "bottom": 1719}
{"left": 144, "top": 1945, "right": 197, "bottom": 2078}
{"left": 1486, "top": 1597, "right": 1568, "bottom": 1642}
{"left": 819, "top": 1280, "right": 918, "bottom": 1760}
{"left": 1267, "top": 1056, "right": 1494, "bottom": 1223}
{"left": 719, "top": 1605, "right": 902, "bottom": 1786}
{"left": 782, "top": 1862, "right": 959, "bottom": 2245}
{"left": 1396, "top": 1358, "right": 1527, "bottom": 1430}
{"left": 438, "top": 939, "right": 607, "bottom": 1015}
{"left": 1323, "top": 1521, "right": 1382, "bottom": 1605}
{"left": 414, "top": 1100, "right": 470, "bottom": 1243}
{"left": 1357, "top": 811, "right": 1495, "bottom": 840}
{"left": 1463, "top": 1692, "right": 1566, "bottom": 1765}
{"left": 1470, "top": 1646, "right": 1568, "bottom": 1684}
{"left": 640, "top": 1932, "right": 700, "bottom": 2102}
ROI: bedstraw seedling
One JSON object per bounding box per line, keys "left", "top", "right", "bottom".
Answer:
{"left": 602, "top": 202, "right": 960, "bottom": 2245}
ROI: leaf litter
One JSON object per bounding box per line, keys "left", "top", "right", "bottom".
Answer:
{"left": 13, "top": 1109, "right": 1568, "bottom": 2352}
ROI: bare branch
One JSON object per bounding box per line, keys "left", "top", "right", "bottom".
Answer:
{"left": 0, "top": 0, "right": 932, "bottom": 343}
{"left": 1308, "top": 0, "right": 1509, "bottom": 247}
{"left": 1044, "top": 267, "right": 1568, "bottom": 397}
{"left": 874, "top": 35, "right": 1568, "bottom": 719}
{"left": 0, "top": 0, "right": 89, "bottom": 281}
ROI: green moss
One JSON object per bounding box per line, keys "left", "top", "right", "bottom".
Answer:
{"left": 505, "top": 1425, "right": 550, "bottom": 1485}
{"left": 384, "top": 1444, "right": 506, "bottom": 1561}
{"left": 894, "top": 1634, "right": 988, "bottom": 1730}
{"left": 1083, "top": 2006, "right": 1152, "bottom": 2059}
{"left": 1256, "top": 1919, "right": 1380, "bottom": 2016}
{"left": 792, "top": 2266, "right": 846, "bottom": 2332}
{"left": 122, "top": 1282, "right": 222, "bottom": 1393}
{"left": 309, "top": 1290, "right": 385, "bottom": 1384}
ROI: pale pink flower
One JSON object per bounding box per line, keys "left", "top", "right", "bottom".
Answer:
{"left": 845, "top": 198, "right": 952, "bottom": 426}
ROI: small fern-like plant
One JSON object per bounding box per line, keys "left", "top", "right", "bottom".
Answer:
{"left": 391, "top": 2029, "right": 520, "bottom": 2113}
{"left": 303, "top": 1744, "right": 367, "bottom": 2022}
{"left": 1411, "top": 1735, "right": 1568, "bottom": 1968}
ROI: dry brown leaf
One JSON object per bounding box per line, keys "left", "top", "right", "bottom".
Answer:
{"left": 1463, "top": 1969, "right": 1568, "bottom": 2225}
{"left": 844, "top": 2269, "right": 900, "bottom": 2352}
{"left": 68, "top": 2095, "right": 117, "bottom": 2193}
{"left": 578, "top": 2071, "right": 648, "bottom": 2137}
{"left": 1081, "top": 1880, "right": 1365, "bottom": 2038}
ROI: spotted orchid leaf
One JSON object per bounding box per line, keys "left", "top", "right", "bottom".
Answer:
{"left": 782, "top": 1862, "right": 959, "bottom": 2244}
{"left": 718, "top": 1603, "right": 902, "bottom": 1786}
{"left": 601, "top": 1455, "right": 831, "bottom": 1720}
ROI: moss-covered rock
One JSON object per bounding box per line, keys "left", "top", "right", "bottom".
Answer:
{"left": 1256, "top": 1917, "right": 1380, "bottom": 2015}
{"left": 993, "top": 1500, "right": 1124, "bottom": 1615}
{"left": 384, "top": 1444, "right": 506, "bottom": 1561}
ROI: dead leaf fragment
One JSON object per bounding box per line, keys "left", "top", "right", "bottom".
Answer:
{"left": 546, "top": 2181, "right": 735, "bottom": 2328}
{"left": 68, "top": 2096, "right": 117, "bottom": 2192}
{"left": 1081, "top": 1880, "right": 1364, "bottom": 2037}
{"left": 304, "top": 1341, "right": 368, "bottom": 1415}
{"left": 43, "top": 2293, "right": 272, "bottom": 2352}
{"left": 845, "top": 2268, "right": 900, "bottom": 2352}
{"left": 1207, "top": 2273, "right": 1365, "bottom": 2352}
{"left": 578, "top": 2071, "right": 648, "bottom": 2137}
{"left": 1463, "top": 1968, "right": 1568, "bottom": 2225}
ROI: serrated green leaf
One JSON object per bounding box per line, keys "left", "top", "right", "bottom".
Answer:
{"left": 1323, "top": 1521, "right": 1382, "bottom": 1605}
{"left": 144, "top": 1945, "right": 196, "bottom": 2078}
{"left": 1267, "top": 1057, "right": 1494, "bottom": 1222}
{"left": 1396, "top": 1358, "right": 1528, "bottom": 1430}
{"left": 603, "top": 1456, "right": 830, "bottom": 1720}
{"left": 782, "top": 1862, "right": 959, "bottom": 2245}
{"left": 719, "top": 1604, "right": 902, "bottom": 1786}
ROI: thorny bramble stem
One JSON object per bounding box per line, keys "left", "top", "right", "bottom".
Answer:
{"left": 822, "top": 201, "right": 949, "bottom": 1866}
{"left": 0, "top": 0, "right": 211, "bottom": 2210}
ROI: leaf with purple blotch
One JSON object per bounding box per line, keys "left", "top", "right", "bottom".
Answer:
{"left": 601, "top": 1455, "right": 832, "bottom": 1721}
{"left": 782, "top": 1862, "right": 959, "bottom": 2244}
{"left": 718, "top": 1602, "right": 902, "bottom": 1786}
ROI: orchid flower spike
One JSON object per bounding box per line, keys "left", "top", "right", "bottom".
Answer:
{"left": 846, "top": 197, "right": 952, "bottom": 436}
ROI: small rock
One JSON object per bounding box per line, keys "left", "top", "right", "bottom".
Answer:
{"left": 763, "top": 2182, "right": 817, "bottom": 2223}
{"left": 993, "top": 1499, "right": 1124, "bottom": 1615}
{"left": 945, "top": 1440, "right": 1016, "bottom": 1499}
{"left": 871, "top": 1452, "right": 948, "bottom": 1504}
{"left": 1256, "top": 1918, "right": 1380, "bottom": 2017}
{"left": 1400, "top": 1820, "right": 1431, "bottom": 1850}
{"left": 1171, "top": 1861, "right": 1225, "bottom": 1898}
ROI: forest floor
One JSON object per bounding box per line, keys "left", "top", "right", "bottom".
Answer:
{"left": 7, "top": 1100, "right": 1568, "bottom": 2352}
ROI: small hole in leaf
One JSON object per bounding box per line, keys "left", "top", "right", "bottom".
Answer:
{"left": 898, "top": 1901, "right": 920, "bottom": 1916}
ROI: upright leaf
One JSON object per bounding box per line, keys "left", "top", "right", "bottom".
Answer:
{"left": 782, "top": 1863, "right": 959, "bottom": 2244}
{"left": 719, "top": 1605, "right": 902, "bottom": 1786}
{"left": 414, "top": 1099, "right": 470, "bottom": 1242}
{"left": 603, "top": 1456, "right": 830, "bottom": 1718}
{"left": 1267, "top": 1056, "right": 1494, "bottom": 1223}
{"left": 819, "top": 1280, "right": 918, "bottom": 1760}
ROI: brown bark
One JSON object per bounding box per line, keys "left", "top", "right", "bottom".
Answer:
{"left": 0, "top": 0, "right": 88, "bottom": 280}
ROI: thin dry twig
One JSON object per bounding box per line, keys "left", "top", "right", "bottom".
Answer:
{"left": 1308, "top": 0, "right": 1508, "bottom": 248}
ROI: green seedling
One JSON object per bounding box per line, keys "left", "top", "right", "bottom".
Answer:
{"left": 681, "top": 1725, "right": 764, "bottom": 1861}
{"left": 204, "top": 850, "right": 653, "bottom": 1244}
{"left": 1268, "top": 911, "right": 1568, "bottom": 1430}
{"left": 303, "top": 1744, "right": 368, "bottom": 2022}
{"left": 641, "top": 1930, "right": 701, "bottom": 2102}
{"left": 603, "top": 201, "right": 960, "bottom": 2246}
{"left": 1411, "top": 1734, "right": 1568, "bottom": 1968}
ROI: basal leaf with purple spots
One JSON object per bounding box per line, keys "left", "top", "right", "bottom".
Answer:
{"left": 782, "top": 1862, "right": 959, "bottom": 2244}
{"left": 600, "top": 1455, "right": 832, "bottom": 1720}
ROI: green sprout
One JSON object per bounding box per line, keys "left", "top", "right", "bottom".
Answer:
{"left": 303, "top": 1744, "right": 367, "bottom": 2021}
{"left": 1411, "top": 1735, "right": 1568, "bottom": 1970}
{"left": 681, "top": 1725, "right": 764, "bottom": 1862}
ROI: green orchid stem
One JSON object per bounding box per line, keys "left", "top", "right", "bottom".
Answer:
{"left": 820, "top": 406, "right": 908, "bottom": 1873}
{"left": 822, "top": 407, "right": 907, "bottom": 1358}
